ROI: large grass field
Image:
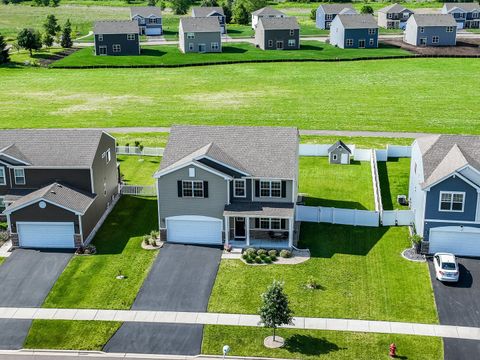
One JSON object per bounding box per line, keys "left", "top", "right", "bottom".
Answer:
{"left": 379, "top": 158, "right": 411, "bottom": 210}
{"left": 52, "top": 42, "right": 410, "bottom": 67}
{"left": 209, "top": 224, "right": 438, "bottom": 324}
{"left": 43, "top": 196, "right": 158, "bottom": 309}
{"left": 1, "top": 59, "right": 479, "bottom": 133}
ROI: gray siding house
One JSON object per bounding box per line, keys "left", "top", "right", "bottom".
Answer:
{"left": 154, "top": 125, "right": 299, "bottom": 249}
{"left": 404, "top": 14, "right": 457, "bottom": 47}
{"left": 130, "top": 7, "right": 162, "bottom": 36}
{"left": 328, "top": 140, "right": 352, "bottom": 165}
{"left": 0, "top": 130, "right": 119, "bottom": 249}
{"left": 329, "top": 14, "right": 378, "bottom": 49}
{"left": 178, "top": 17, "right": 222, "bottom": 53}
{"left": 255, "top": 17, "right": 300, "bottom": 50}
{"left": 377, "top": 3, "right": 413, "bottom": 29}
{"left": 315, "top": 4, "right": 357, "bottom": 30}
{"left": 251, "top": 7, "right": 286, "bottom": 29}
{"left": 408, "top": 135, "right": 480, "bottom": 256}
{"left": 94, "top": 20, "right": 140, "bottom": 56}
{"left": 442, "top": 2, "right": 480, "bottom": 29}
{"left": 192, "top": 6, "right": 226, "bottom": 34}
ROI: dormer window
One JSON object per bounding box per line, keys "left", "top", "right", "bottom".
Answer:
{"left": 14, "top": 168, "right": 25, "bottom": 185}
{"left": 0, "top": 167, "right": 5, "bottom": 185}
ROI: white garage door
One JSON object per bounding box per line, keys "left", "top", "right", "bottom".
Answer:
{"left": 429, "top": 226, "right": 480, "bottom": 256}
{"left": 145, "top": 28, "right": 161, "bottom": 36}
{"left": 166, "top": 216, "right": 222, "bottom": 245}
{"left": 18, "top": 222, "right": 75, "bottom": 249}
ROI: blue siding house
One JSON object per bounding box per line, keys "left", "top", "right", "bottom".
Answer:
{"left": 442, "top": 2, "right": 480, "bottom": 29}
{"left": 409, "top": 135, "right": 480, "bottom": 256}
{"left": 404, "top": 14, "right": 457, "bottom": 47}
{"left": 130, "top": 7, "right": 162, "bottom": 36}
{"left": 329, "top": 14, "right": 378, "bottom": 49}
{"left": 315, "top": 4, "right": 356, "bottom": 30}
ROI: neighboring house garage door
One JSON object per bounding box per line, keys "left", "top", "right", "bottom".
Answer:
{"left": 17, "top": 222, "right": 75, "bottom": 249}
{"left": 146, "top": 28, "right": 161, "bottom": 35}
{"left": 166, "top": 216, "right": 222, "bottom": 245}
{"left": 429, "top": 226, "right": 480, "bottom": 256}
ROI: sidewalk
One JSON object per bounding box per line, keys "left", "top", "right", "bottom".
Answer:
{"left": 1, "top": 307, "right": 479, "bottom": 341}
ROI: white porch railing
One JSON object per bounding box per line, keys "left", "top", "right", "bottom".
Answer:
{"left": 120, "top": 185, "right": 157, "bottom": 197}
{"left": 296, "top": 205, "right": 379, "bottom": 227}
{"left": 116, "top": 146, "right": 164, "bottom": 156}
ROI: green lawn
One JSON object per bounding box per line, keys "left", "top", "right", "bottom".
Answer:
{"left": 113, "top": 132, "right": 170, "bottom": 147}
{"left": 118, "top": 155, "right": 160, "bottom": 185}
{"left": 6, "top": 48, "right": 68, "bottom": 66}
{"left": 24, "top": 320, "right": 122, "bottom": 350}
{"left": 1, "top": 59, "right": 480, "bottom": 133}
{"left": 299, "top": 157, "right": 374, "bottom": 210}
{"left": 43, "top": 196, "right": 158, "bottom": 309}
{"left": 202, "top": 326, "right": 443, "bottom": 360}
{"left": 379, "top": 158, "right": 411, "bottom": 210}
{"left": 51, "top": 42, "right": 410, "bottom": 68}
{"left": 209, "top": 224, "right": 438, "bottom": 324}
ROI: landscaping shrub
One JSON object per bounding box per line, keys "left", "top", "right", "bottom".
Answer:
{"left": 245, "top": 256, "right": 253, "bottom": 264}
{"left": 268, "top": 249, "right": 278, "bottom": 257}
{"left": 0, "top": 222, "right": 7, "bottom": 231}
{"left": 255, "top": 256, "right": 262, "bottom": 264}
{"left": 242, "top": 253, "right": 249, "bottom": 260}
{"left": 245, "top": 248, "right": 256, "bottom": 257}
{"left": 270, "top": 255, "right": 277, "bottom": 262}
{"left": 143, "top": 235, "right": 150, "bottom": 246}
{"left": 257, "top": 249, "right": 267, "bottom": 256}
{"left": 264, "top": 256, "right": 272, "bottom": 264}
{"left": 280, "top": 249, "right": 292, "bottom": 258}
{"left": 260, "top": 254, "right": 267, "bottom": 260}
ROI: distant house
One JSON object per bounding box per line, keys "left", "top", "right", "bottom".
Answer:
{"left": 94, "top": 20, "right": 140, "bottom": 56}
{"left": 328, "top": 141, "right": 352, "bottom": 165}
{"left": 329, "top": 14, "right": 378, "bottom": 49}
{"left": 192, "top": 6, "right": 226, "bottom": 34}
{"left": 442, "top": 2, "right": 480, "bottom": 29}
{"left": 251, "top": 7, "right": 286, "bottom": 30}
{"left": 377, "top": 3, "right": 413, "bottom": 29}
{"left": 404, "top": 14, "right": 457, "bottom": 47}
{"left": 315, "top": 4, "right": 357, "bottom": 30}
{"left": 179, "top": 17, "right": 222, "bottom": 53}
{"left": 130, "top": 7, "right": 162, "bottom": 36}
{"left": 255, "top": 17, "right": 300, "bottom": 50}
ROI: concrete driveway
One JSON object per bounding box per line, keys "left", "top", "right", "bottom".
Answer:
{"left": 104, "top": 244, "right": 221, "bottom": 355}
{"left": 0, "top": 249, "right": 72, "bottom": 349}
{"left": 428, "top": 257, "right": 480, "bottom": 359}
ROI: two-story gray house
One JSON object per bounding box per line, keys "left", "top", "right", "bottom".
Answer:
{"left": 404, "top": 14, "right": 457, "bottom": 47}
{"left": 409, "top": 135, "right": 480, "bottom": 256}
{"left": 377, "top": 3, "right": 413, "bottom": 29}
{"left": 130, "top": 7, "right": 162, "bottom": 35}
{"left": 178, "top": 17, "right": 222, "bottom": 53}
{"left": 192, "top": 6, "right": 226, "bottom": 34}
{"left": 442, "top": 2, "right": 480, "bottom": 29}
{"left": 93, "top": 20, "right": 140, "bottom": 56}
{"left": 154, "top": 125, "right": 299, "bottom": 249}
{"left": 251, "top": 7, "right": 286, "bottom": 29}
{"left": 255, "top": 17, "right": 300, "bottom": 50}
{"left": 315, "top": 4, "right": 357, "bottom": 30}
{"left": 0, "top": 130, "right": 119, "bottom": 249}
{"left": 329, "top": 14, "right": 378, "bottom": 49}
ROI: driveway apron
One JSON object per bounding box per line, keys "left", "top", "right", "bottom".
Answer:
{"left": 104, "top": 244, "right": 222, "bottom": 355}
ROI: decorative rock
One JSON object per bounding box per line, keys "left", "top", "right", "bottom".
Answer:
{"left": 402, "top": 247, "right": 425, "bottom": 262}
{"left": 264, "top": 336, "right": 285, "bottom": 349}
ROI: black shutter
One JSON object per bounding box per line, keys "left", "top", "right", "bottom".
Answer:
{"left": 255, "top": 218, "right": 260, "bottom": 229}
{"left": 203, "top": 181, "right": 209, "bottom": 198}
{"left": 177, "top": 181, "right": 182, "bottom": 197}
{"left": 281, "top": 181, "right": 287, "bottom": 198}
{"left": 255, "top": 180, "right": 260, "bottom": 197}
{"left": 281, "top": 219, "right": 286, "bottom": 230}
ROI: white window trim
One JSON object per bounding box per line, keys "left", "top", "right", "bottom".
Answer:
{"left": 233, "top": 179, "right": 246, "bottom": 198}
{"left": 127, "top": 34, "right": 136, "bottom": 40}
{"left": 13, "top": 168, "right": 25, "bottom": 185}
{"left": 260, "top": 180, "right": 281, "bottom": 198}
{"left": 112, "top": 44, "right": 121, "bottom": 53}
{"left": 346, "top": 39, "right": 354, "bottom": 46}
{"left": 446, "top": 26, "right": 454, "bottom": 32}
{"left": 438, "top": 191, "right": 465, "bottom": 212}
{"left": 268, "top": 40, "right": 274, "bottom": 47}
{"left": 211, "top": 42, "right": 219, "bottom": 50}
{"left": 255, "top": 217, "right": 287, "bottom": 231}
{"left": 419, "top": 26, "right": 425, "bottom": 33}
{"left": 369, "top": 38, "right": 375, "bottom": 45}
{"left": 288, "top": 39, "right": 296, "bottom": 47}
{"left": 187, "top": 32, "right": 195, "bottom": 39}
{"left": 332, "top": 154, "right": 338, "bottom": 161}
{"left": 182, "top": 180, "right": 204, "bottom": 198}
{"left": 289, "top": 29, "right": 294, "bottom": 36}
{"left": 368, "top": 28, "right": 376, "bottom": 35}
{"left": 98, "top": 34, "right": 103, "bottom": 41}
{"left": 0, "top": 167, "right": 6, "bottom": 185}
{"left": 432, "top": 36, "right": 439, "bottom": 44}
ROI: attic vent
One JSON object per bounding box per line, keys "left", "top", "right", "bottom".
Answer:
{"left": 50, "top": 191, "right": 56, "bottom": 195}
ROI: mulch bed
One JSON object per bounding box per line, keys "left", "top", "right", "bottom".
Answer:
{"left": 381, "top": 39, "right": 480, "bottom": 56}
{"left": 37, "top": 48, "right": 79, "bottom": 66}
{"left": 402, "top": 247, "right": 426, "bottom": 262}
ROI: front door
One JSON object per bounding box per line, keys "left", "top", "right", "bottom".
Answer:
{"left": 198, "top": 44, "right": 206, "bottom": 53}
{"left": 358, "top": 39, "right": 365, "bottom": 48}
{"left": 234, "top": 217, "right": 246, "bottom": 238}
{"left": 99, "top": 46, "right": 107, "bottom": 55}
{"left": 276, "top": 41, "right": 283, "bottom": 50}
{"left": 419, "top": 37, "right": 427, "bottom": 46}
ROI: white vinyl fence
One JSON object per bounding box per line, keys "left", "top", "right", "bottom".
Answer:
{"left": 299, "top": 144, "right": 356, "bottom": 156}
{"left": 382, "top": 210, "right": 415, "bottom": 226}
{"left": 387, "top": 145, "right": 411, "bottom": 158}
{"left": 370, "top": 149, "right": 382, "bottom": 212}
{"left": 120, "top": 185, "right": 157, "bottom": 196}
{"left": 296, "top": 205, "right": 379, "bottom": 227}
{"left": 116, "top": 146, "right": 164, "bottom": 156}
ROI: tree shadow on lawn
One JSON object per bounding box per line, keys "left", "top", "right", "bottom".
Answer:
{"left": 377, "top": 160, "right": 393, "bottom": 210}
{"left": 140, "top": 48, "right": 168, "bottom": 57}
{"left": 299, "top": 44, "right": 325, "bottom": 52}
{"left": 284, "top": 334, "right": 343, "bottom": 356}
{"left": 303, "top": 196, "right": 368, "bottom": 210}
{"left": 91, "top": 196, "right": 158, "bottom": 255}
{"left": 222, "top": 45, "right": 249, "bottom": 54}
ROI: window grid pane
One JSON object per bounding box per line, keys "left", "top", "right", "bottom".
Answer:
{"left": 260, "top": 218, "right": 270, "bottom": 229}
{"left": 260, "top": 181, "right": 270, "bottom": 197}
{"left": 183, "top": 181, "right": 192, "bottom": 197}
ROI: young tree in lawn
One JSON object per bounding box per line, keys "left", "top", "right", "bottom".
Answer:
{"left": 17, "top": 28, "right": 42, "bottom": 56}
{"left": 42, "top": 33, "right": 54, "bottom": 48}
{"left": 245, "top": 0, "right": 267, "bottom": 13}
{"left": 220, "top": 0, "right": 233, "bottom": 23}
{"left": 200, "top": 0, "right": 217, "bottom": 6}
{"left": 310, "top": 8, "right": 316, "bottom": 21}
{"left": 147, "top": 0, "right": 157, "bottom": 6}
{"left": 360, "top": 5, "right": 374, "bottom": 14}
{"left": 44, "top": 14, "right": 61, "bottom": 37}
{"left": 0, "top": 34, "right": 10, "bottom": 64}
{"left": 232, "top": 1, "right": 249, "bottom": 25}
{"left": 171, "top": 0, "right": 190, "bottom": 15}
{"left": 51, "top": 0, "right": 60, "bottom": 6}
{"left": 258, "top": 280, "right": 293, "bottom": 342}
{"left": 60, "top": 19, "right": 73, "bottom": 48}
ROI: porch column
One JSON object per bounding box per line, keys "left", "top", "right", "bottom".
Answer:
{"left": 288, "top": 217, "right": 294, "bottom": 248}
{"left": 246, "top": 217, "right": 250, "bottom": 246}
{"left": 224, "top": 216, "right": 229, "bottom": 246}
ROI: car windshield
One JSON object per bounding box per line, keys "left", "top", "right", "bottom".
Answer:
{"left": 442, "top": 262, "right": 456, "bottom": 270}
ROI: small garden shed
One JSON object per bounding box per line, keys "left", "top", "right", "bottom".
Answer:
{"left": 328, "top": 140, "right": 352, "bottom": 164}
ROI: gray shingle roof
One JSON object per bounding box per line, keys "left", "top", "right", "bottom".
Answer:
{"left": 191, "top": 6, "right": 224, "bottom": 17}
{"left": 378, "top": 3, "right": 412, "bottom": 14}
{"left": 130, "top": 7, "right": 162, "bottom": 18}
{"left": 417, "top": 135, "right": 480, "bottom": 188}
{"left": 251, "top": 6, "right": 285, "bottom": 16}
{"left": 0, "top": 129, "right": 104, "bottom": 167}
{"left": 317, "top": 3, "right": 356, "bottom": 14}
{"left": 258, "top": 16, "right": 299, "bottom": 30}
{"left": 180, "top": 17, "right": 221, "bottom": 32}
{"left": 4, "top": 183, "right": 96, "bottom": 215}
{"left": 328, "top": 140, "right": 351, "bottom": 154}
{"left": 159, "top": 125, "right": 299, "bottom": 179}
{"left": 336, "top": 14, "right": 378, "bottom": 29}
{"left": 94, "top": 20, "right": 139, "bottom": 35}
{"left": 444, "top": 2, "right": 480, "bottom": 12}
{"left": 224, "top": 202, "right": 295, "bottom": 218}
{"left": 410, "top": 14, "right": 457, "bottom": 27}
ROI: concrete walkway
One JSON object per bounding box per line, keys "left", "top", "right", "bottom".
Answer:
{"left": 1, "top": 307, "right": 479, "bottom": 341}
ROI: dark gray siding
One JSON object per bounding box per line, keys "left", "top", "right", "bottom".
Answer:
{"left": 230, "top": 179, "right": 252, "bottom": 203}
{"left": 94, "top": 33, "right": 140, "bottom": 56}
{"left": 197, "top": 158, "right": 244, "bottom": 178}
{"left": 256, "top": 28, "right": 300, "bottom": 50}
{"left": 343, "top": 28, "right": 378, "bottom": 48}
{"left": 251, "top": 179, "right": 294, "bottom": 203}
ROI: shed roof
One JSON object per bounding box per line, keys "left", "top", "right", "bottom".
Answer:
{"left": 328, "top": 140, "right": 352, "bottom": 154}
